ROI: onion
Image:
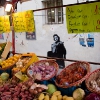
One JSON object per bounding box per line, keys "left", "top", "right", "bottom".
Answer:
{"left": 18, "top": 82, "right": 23, "bottom": 87}
{"left": 46, "top": 71, "right": 50, "bottom": 74}
{"left": 38, "top": 66, "right": 45, "bottom": 71}
{"left": 29, "top": 88, "right": 34, "bottom": 94}
{"left": 25, "top": 90, "right": 29, "bottom": 95}
{"left": 22, "top": 85, "right": 28, "bottom": 90}
{"left": 11, "top": 80, "right": 17, "bottom": 84}
{"left": 39, "top": 85, "right": 48, "bottom": 90}
{"left": 37, "top": 87, "right": 42, "bottom": 93}
{"left": 30, "top": 83, "right": 37, "bottom": 90}
{"left": 28, "top": 81, "right": 34, "bottom": 87}
{"left": 49, "top": 67, "right": 54, "bottom": 72}
{"left": 33, "top": 89, "right": 38, "bottom": 95}
{"left": 45, "top": 62, "right": 49, "bottom": 66}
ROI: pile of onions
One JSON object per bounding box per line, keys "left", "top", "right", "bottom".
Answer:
{"left": 0, "top": 78, "right": 47, "bottom": 100}
{"left": 29, "top": 62, "right": 56, "bottom": 80}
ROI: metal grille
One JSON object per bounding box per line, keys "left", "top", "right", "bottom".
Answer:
{"left": 45, "top": 0, "right": 63, "bottom": 24}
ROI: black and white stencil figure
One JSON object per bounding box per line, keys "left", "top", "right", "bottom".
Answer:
{"left": 47, "top": 34, "right": 66, "bottom": 69}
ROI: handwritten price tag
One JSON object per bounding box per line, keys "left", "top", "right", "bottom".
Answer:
{"left": 0, "top": 16, "right": 10, "bottom": 33}
{"left": 66, "top": 2, "right": 100, "bottom": 33}
{"left": 13, "top": 10, "right": 35, "bottom": 32}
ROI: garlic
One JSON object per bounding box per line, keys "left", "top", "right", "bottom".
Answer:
{"left": 90, "top": 80, "right": 100, "bottom": 92}
{"left": 45, "top": 62, "right": 49, "bottom": 66}
{"left": 19, "top": 61, "right": 23, "bottom": 65}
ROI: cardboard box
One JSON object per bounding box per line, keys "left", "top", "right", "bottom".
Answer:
{"left": 1, "top": 41, "right": 12, "bottom": 59}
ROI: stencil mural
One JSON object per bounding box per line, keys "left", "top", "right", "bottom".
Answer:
{"left": 47, "top": 34, "right": 66, "bottom": 69}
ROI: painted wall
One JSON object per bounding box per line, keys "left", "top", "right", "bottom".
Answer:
{"left": 0, "top": 0, "right": 100, "bottom": 71}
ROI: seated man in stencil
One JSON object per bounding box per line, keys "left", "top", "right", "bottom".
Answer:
{"left": 47, "top": 34, "right": 66, "bottom": 69}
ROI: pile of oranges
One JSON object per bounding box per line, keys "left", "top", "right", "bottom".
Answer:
{"left": 0, "top": 55, "right": 21, "bottom": 69}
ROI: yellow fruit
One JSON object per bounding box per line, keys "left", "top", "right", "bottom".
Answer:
{"left": 8, "top": 60, "right": 12, "bottom": 63}
{"left": 44, "top": 94, "right": 49, "bottom": 100}
{"left": 57, "top": 95, "right": 62, "bottom": 100}
{"left": 12, "top": 61, "right": 15, "bottom": 64}
{"left": 14, "top": 58, "right": 18, "bottom": 62}
{"left": 8, "top": 63, "right": 12, "bottom": 66}
{"left": 51, "top": 95, "right": 57, "bottom": 100}
{"left": 2, "top": 65, "right": 6, "bottom": 68}
{"left": 38, "top": 93, "right": 45, "bottom": 100}
{"left": 53, "top": 91, "right": 61, "bottom": 96}
{"left": 2, "top": 61, "right": 6, "bottom": 64}
{"left": 5, "top": 63, "right": 9, "bottom": 67}
{"left": 63, "top": 95, "right": 68, "bottom": 100}
{"left": 0, "top": 62, "right": 3, "bottom": 66}
{"left": 14, "top": 55, "right": 20, "bottom": 59}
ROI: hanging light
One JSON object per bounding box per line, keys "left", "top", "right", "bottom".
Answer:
{"left": 5, "top": 3, "right": 12, "bottom": 12}
{"left": 5, "top": 0, "right": 12, "bottom": 12}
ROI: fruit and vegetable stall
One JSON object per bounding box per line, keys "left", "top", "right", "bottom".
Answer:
{"left": 0, "top": 52, "right": 100, "bottom": 100}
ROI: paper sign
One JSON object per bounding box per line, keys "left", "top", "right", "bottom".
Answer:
{"left": 13, "top": 10, "right": 35, "bottom": 32}
{"left": 66, "top": 2, "right": 100, "bottom": 33}
{"left": 0, "top": 16, "right": 10, "bottom": 33}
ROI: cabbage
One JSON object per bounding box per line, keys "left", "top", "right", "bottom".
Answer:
{"left": 1, "top": 72, "right": 9, "bottom": 81}
{"left": 73, "top": 88, "right": 85, "bottom": 100}
{"left": 46, "top": 84, "right": 57, "bottom": 94}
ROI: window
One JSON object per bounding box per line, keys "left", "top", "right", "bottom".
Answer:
{"left": 42, "top": 0, "right": 63, "bottom": 24}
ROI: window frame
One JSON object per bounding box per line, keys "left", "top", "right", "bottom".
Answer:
{"left": 43, "top": 0, "right": 63, "bottom": 24}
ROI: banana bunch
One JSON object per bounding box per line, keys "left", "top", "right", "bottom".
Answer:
{"left": 38, "top": 91, "right": 74, "bottom": 100}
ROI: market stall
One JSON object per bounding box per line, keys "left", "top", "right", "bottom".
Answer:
{"left": 0, "top": 0, "right": 100, "bottom": 100}
{"left": 0, "top": 52, "right": 99, "bottom": 100}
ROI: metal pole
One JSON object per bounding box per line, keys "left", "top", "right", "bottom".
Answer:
{"left": 11, "top": 4, "right": 15, "bottom": 55}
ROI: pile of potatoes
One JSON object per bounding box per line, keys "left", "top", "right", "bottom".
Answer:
{"left": 38, "top": 91, "right": 74, "bottom": 100}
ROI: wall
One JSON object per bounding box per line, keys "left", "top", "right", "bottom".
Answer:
{"left": 0, "top": 0, "right": 100, "bottom": 71}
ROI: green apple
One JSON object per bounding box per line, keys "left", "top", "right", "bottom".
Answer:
{"left": 46, "top": 84, "right": 57, "bottom": 94}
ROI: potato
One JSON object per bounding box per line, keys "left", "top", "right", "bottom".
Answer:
{"left": 53, "top": 91, "right": 61, "bottom": 96}
{"left": 63, "top": 95, "right": 68, "bottom": 100}
{"left": 38, "top": 93, "right": 45, "bottom": 100}
{"left": 44, "top": 94, "right": 49, "bottom": 100}
{"left": 51, "top": 95, "right": 57, "bottom": 100}
{"left": 57, "top": 94, "right": 62, "bottom": 100}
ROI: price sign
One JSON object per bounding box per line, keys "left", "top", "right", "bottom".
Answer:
{"left": 66, "top": 2, "right": 100, "bottom": 33}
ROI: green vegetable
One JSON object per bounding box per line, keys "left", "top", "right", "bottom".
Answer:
{"left": 46, "top": 84, "right": 57, "bottom": 94}
{"left": 1, "top": 72, "right": 9, "bottom": 81}
{"left": 73, "top": 88, "right": 85, "bottom": 100}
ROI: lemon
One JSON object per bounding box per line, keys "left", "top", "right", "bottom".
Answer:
{"left": 5, "top": 63, "right": 9, "bottom": 67}
{"left": 8, "top": 63, "right": 12, "bottom": 66}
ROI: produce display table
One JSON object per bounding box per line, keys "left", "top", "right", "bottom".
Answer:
{"left": 0, "top": 53, "right": 99, "bottom": 100}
